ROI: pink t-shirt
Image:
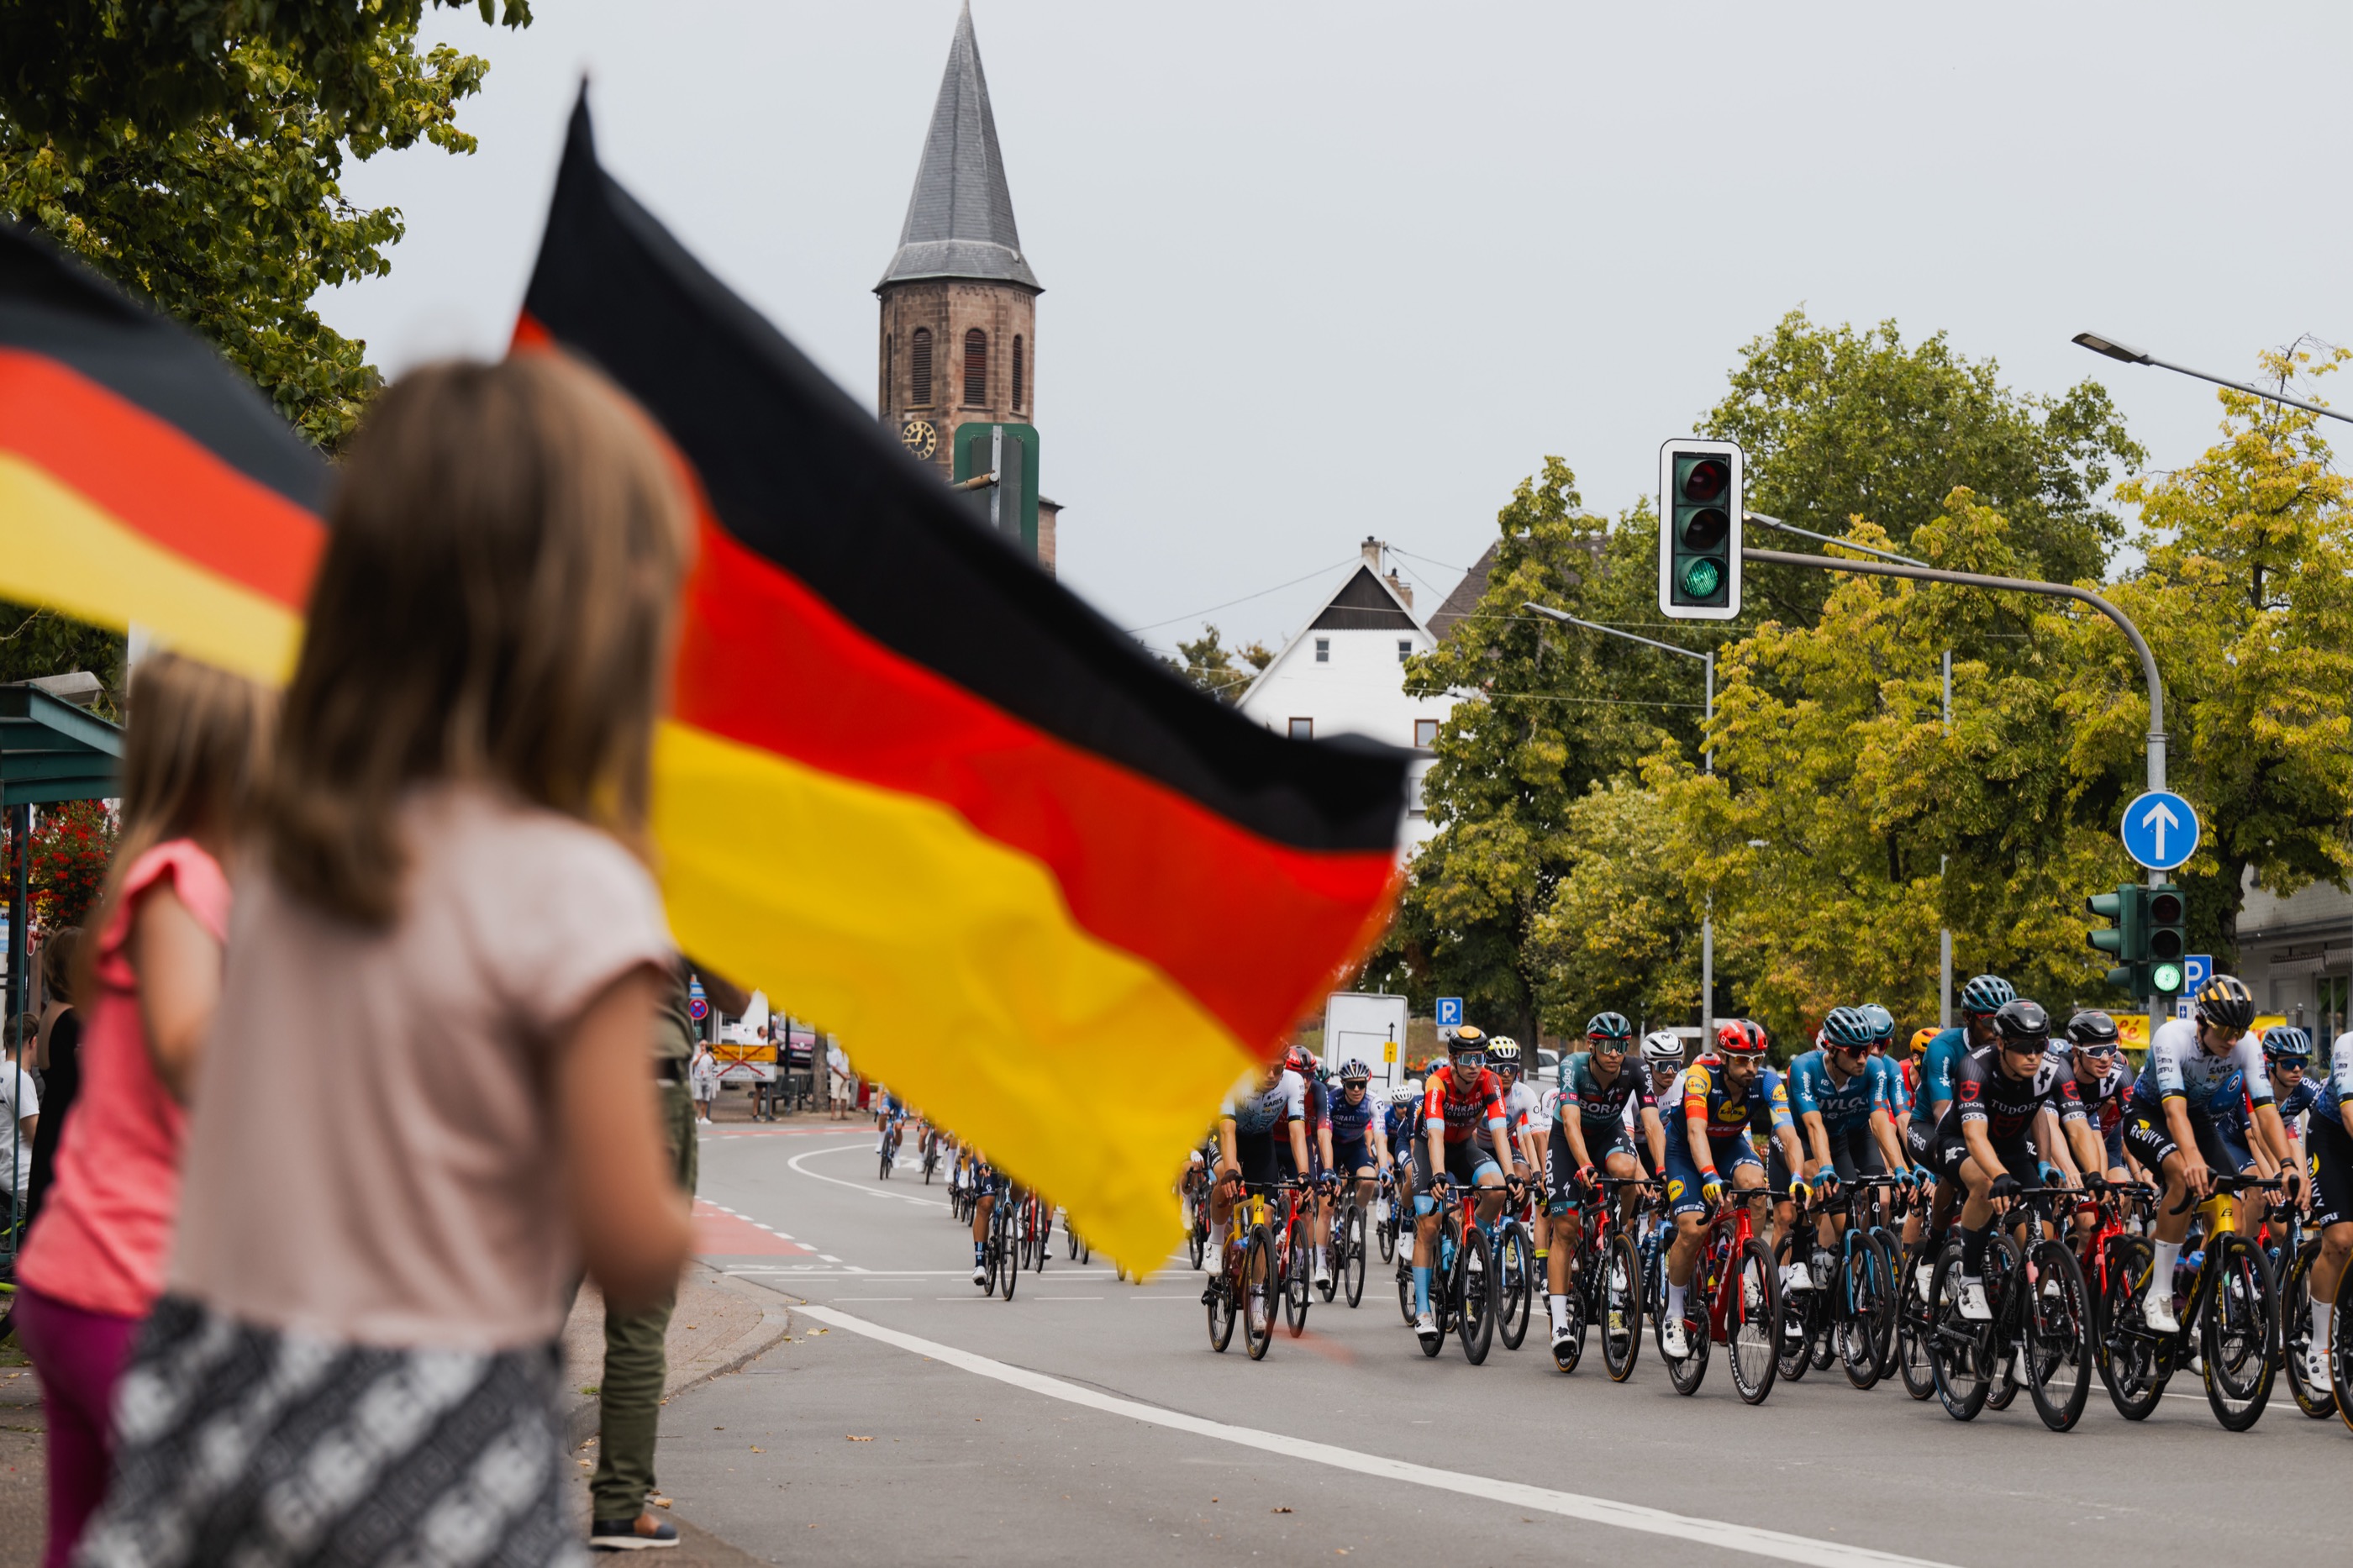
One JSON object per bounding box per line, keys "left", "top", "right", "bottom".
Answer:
{"left": 169, "top": 785, "right": 674, "bottom": 1350}
{"left": 18, "top": 840, "right": 229, "bottom": 1319}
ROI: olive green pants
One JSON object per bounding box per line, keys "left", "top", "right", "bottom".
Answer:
{"left": 589, "top": 1075, "right": 698, "bottom": 1522}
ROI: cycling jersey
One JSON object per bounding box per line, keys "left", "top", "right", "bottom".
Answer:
{"left": 1787, "top": 1049, "right": 1896, "bottom": 1135}
{"left": 1502, "top": 1079, "right": 1543, "bottom": 1138}
{"left": 1909, "top": 1027, "right": 1970, "bottom": 1126}
{"left": 1661, "top": 1058, "right": 1792, "bottom": 1158}
{"left": 1223, "top": 1071, "right": 1307, "bottom": 1138}
{"left": 2130, "top": 1019, "right": 2270, "bottom": 1120}
{"left": 1423, "top": 1062, "right": 1508, "bottom": 1145}
{"left": 2314, "top": 1032, "right": 2353, "bottom": 1129}
{"left": 1327, "top": 1085, "right": 1381, "bottom": 1145}
{"left": 1557, "top": 1050, "right": 1656, "bottom": 1134}
{"left": 1934, "top": 1044, "right": 2087, "bottom": 1143}
{"left": 1385, "top": 1097, "right": 1421, "bottom": 1148}
{"left": 2217, "top": 1074, "right": 2317, "bottom": 1134}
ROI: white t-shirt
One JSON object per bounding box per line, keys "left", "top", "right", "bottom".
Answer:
{"left": 0, "top": 1061, "right": 39, "bottom": 1192}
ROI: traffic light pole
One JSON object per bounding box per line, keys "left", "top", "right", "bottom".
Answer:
{"left": 1520, "top": 602, "right": 1715, "bottom": 1044}
{"left": 1742, "top": 545, "right": 2173, "bottom": 1038}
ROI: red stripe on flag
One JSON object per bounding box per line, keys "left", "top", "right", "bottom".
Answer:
{"left": 0, "top": 349, "right": 321, "bottom": 608}
{"left": 671, "top": 518, "right": 1399, "bottom": 1053}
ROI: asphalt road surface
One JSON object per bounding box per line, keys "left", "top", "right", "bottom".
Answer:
{"left": 659, "top": 1128, "right": 2347, "bottom": 1566}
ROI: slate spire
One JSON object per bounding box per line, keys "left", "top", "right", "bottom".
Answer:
{"left": 876, "top": 3, "right": 1041, "bottom": 292}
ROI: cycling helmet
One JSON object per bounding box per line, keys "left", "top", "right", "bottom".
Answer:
{"left": 1716, "top": 1018, "right": 1768, "bottom": 1057}
{"left": 1400, "top": 1078, "right": 1424, "bottom": 1102}
{"left": 2064, "top": 1010, "right": 2119, "bottom": 1050}
{"left": 1585, "top": 1011, "right": 1635, "bottom": 1044}
{"left": 1447, "top": 1023, "right": 1489, "bottom": 1052}
{"left": 1282, "top": 1044, "right": 1315, "bottom": 1076}
{"left": 1488, "top": 1039, "right": 1522, "bottom": 1071}
{"left": 1820, "top": 1007, "right": 1876, "bottom": 1053}
{"left": 1959, "top": 975, "right": 2016, "bottom": 1018}
{"left": 2262, "top": 1025, "right": 2312, "bottom": 1064}
{"left": 2192, "top": 974, "right": 2256, "bottom": 1033}
{"left": 1908, "top": 1026, "right": 1938, "bottom": 1056}
{"left": 1858, "top": 1003, "right": 1896, "bottom": 1044}
{"left": 1991, "top": 997, "right": 2050, "bottom": 1049}
{"left": 1339, "top": 1059, "right": 1371, "bottom": 1083}
{"left": 1640, "top": 1030, "right": 1685, "bottom": 1069}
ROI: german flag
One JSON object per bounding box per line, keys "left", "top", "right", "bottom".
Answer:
{"left": 519, "top": 98, "right": 1406, "bottom": 1263}
{"left": 0, "top": 97, "right": 1408, "bottom": 1266}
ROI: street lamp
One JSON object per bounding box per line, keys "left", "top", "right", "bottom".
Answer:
{"left": 2072, "top": 331, "right": 2353, "bottom": 426}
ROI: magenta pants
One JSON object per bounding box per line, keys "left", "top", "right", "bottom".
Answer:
{"left": 14, "top": 1284, "right": 140, "bottom": 1568}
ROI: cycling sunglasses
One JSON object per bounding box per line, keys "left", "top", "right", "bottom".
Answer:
{"left": 2075, "top": 1042, "right": 2120, "bottom": 1059}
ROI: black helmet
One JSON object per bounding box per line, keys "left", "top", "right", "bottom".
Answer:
{"left": 2064, "top": 1010, "right": 2119, "bottom": 1050}
{"left": 1992, "top": 998, "right": 2050, "bottom": 1048}
{"left": 2192, "top": 975, "right": 2255, "bottom": 1033}
{"left": 1447, "top": 1023, "right": 1489, "bottom": 1054}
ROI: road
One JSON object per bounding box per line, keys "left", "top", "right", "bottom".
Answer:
{"left": 654, "top": 1126, "right": 2347, "bottom": 1566}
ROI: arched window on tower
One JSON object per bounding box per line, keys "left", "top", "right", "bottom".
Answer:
{"left": 1012, "top": 334, "right": 1025, "bottom": 413}
{"left": 909, "top": 328, "right": 932, "bottom": 406}
{"left": 964, "top": 329, "right": 987, "bottom": 406}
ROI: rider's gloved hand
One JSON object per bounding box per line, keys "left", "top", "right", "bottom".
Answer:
{"left": 2037, "top": 1161, "right": 2061, "bottom": 1185}
{"left": 1699, "top": 1171, "right": 1724, "bottom": 1205}
{"left": 1576, "top": 1162, "right": 1598, "bottom": 1192}
{"left": 1787, "top": 1177, "right": 1811, "bottom": 1206}
{"left": 2283, "top": 1169, "right": 2303, "bottom": 1202}
{"left": 2083, "top": 1171, "right": 2108, "bottom": 1194}
{"left": 1813, "top": 1169, "right": 1840, "bottom": 1197}
{"left": 1988, "top": 1172, "right": 2022, "bottom": 1202}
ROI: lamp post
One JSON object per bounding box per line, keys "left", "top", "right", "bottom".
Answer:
{"left": 2072, "top": 332, "right": 2353, "bottom": 426}
{"left": 1522, "top": 602, "right": 1715, "bottom": 1041}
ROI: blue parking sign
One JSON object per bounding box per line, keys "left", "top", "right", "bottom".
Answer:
{"left": 1435, "top": 997, "right": 1462, "bottom": 1029}
{"left": 2183, "top": 955, "right": 2212, "bottom": 995}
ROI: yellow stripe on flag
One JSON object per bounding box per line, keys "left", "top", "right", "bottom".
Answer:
{"left": 0, "top": 454, "right": 303, "bottom": 682}
{"left": 653, "top": 719, "right": 1256, "bottom": 1270}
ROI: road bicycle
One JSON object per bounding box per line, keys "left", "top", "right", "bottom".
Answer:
{"left": 1924, "top": 1186, "right": 2096, "bottom": 1430}
{"left": 1329, "top": 1181, "right": 1369, "bottom": 1308}
{"left": 1269, "top": 1180, "right": 1316, "bottom": 1338}
{"left": 1376, "top": 1166, "right": 1407, "bottom": 1265}
{"left": 878, "top": 1118, "right": 901, "bottom": 1180}
{"left": 1182, "top": 1161, "right": 1213, "bottom": 1270}
{"left": 1065, "top": 1218, "right": 1092, "bottom": 1265}
{"left": 1412, "top": 1176, "right": 1501, "bottom": 1365}
{"left": 1492, "top": 1176, "right": 1538, "bottom": 1352}
{"left": 1775, "top": 1176, "right": 1902, "bottom": 1392}
{"left": 2266, "top": 1202, "right": 2336, "bottom": 1420}
{"left": 1206, "top": 1179, "right": 1280, "bottom": 1360}
{"left": 1550, "top": 1173, "right": 1647, "bottom": 1380}
{"left": 2097, "top": 1171, "right": 2282, "bottom": 1430}
{"left": 920, "top": 1128, "right": 942, "bottom": 1185}
{"left": 1656, "top": 1183, "right": 1781, "bottom": 1405}
{"left": 980, "top": 1186, "right": 1019, "bottom": 1302}
{"left": 1020, "top": 1191, "right": 1054, "bottom": 1273}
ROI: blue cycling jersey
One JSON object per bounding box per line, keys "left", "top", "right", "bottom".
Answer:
{"left": 1661, "top": 1059, "right": 1792, "bottom": 1158}
{"left": 2314, "top": 1032, "right": 2353, "bottom": 1129}
{"left": 2229, "top": 1074, "right": 2319, "bottom": 1132}
{"left": 1328, "top": 1085, "right": 1380, "bottom": 1144}
{"left": 1910, "top": 1027, "right": 1973, "bottom": 1125}
{"left": 1787, "top": 1049, "right": 1894, "bottom": 1135}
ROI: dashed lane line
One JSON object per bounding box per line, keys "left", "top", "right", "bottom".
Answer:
{"left": 794, "top": 1302, "right": 1962, "bottom": 1568}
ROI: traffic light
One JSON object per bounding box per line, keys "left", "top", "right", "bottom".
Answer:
{"left": 1658, "top": 439, "right": 1742, "bottom": 620}
{"left": 2085, "top": 884, "right": 2145, "bottom": 994}
{"left": 2145, "top": 883, "right": 2187, "bottom": 996}
{"left": 951, "top": 422, "right": 1041, "bottom": 557}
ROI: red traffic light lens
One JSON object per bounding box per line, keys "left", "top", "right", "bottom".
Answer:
{"left": 1682, "top": 458, "right": 1729, "bottom": 503}
{"left": 1680, "top": 507, "right": 1729, "bottom": 550}
{"left": 2149, "top": 892, "right": 2183, "bottom": 924}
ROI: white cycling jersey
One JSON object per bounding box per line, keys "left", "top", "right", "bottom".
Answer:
{"left": 2132, "top": 1018, "right": 2270, "bottom": 1118}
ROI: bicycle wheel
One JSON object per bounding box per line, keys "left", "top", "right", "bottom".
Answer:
{"left": 1398, "top": 1248, "right": 1419, "bottom": 1326}
{"left": 1457, "top": 1224, "right": 1495, "bottom": 1365}
{"left": 1661, "top": 1248, "right": 1711, "bottom": 1396}
{"left": 1343, "top": 1207, "right": 1367, "bottom": 1308}
{"left": 1928, "top": 1242, "right": 1993, "bottom": 1420}
{"left": 2024, "top": 1238, "right": 2092, "bottom": 1432}
{"left": 2200, "top": 1233, "right": 2277, "bottom": 1431}
{"left": 2095, "top": 1234, "right": 2167, "bottom": 1420}
{"left": 1840, "top": 1233, "right": 1892, "bottom": 1392}
{"left": 1895, "top": 1241, "right": 1938, "bottom": 1400}
{"left": 1284, "top": 1223, "right": 1313, "bottom": 1338}
{"left": 1207, "top": 1247, "right": 1237, "bottom": 1353}
{"left": 1868, "top": 1228, "right": 1903, "bottom": 1381}
{"left": 1243, "top": 1225, "right": 1277, "bottom": 1360}
{"left": 1034, "top": 1204, "right": 1051, "bottom": 1272}
{"left": 2282, "top": 1244, "right": 2337, "bottom": 1419}
{"left": 879, "top": 1146, "right": 892, "bottom": 1180}
{"left": 1775, "top": 1233, "right": 1813, "bottom": 1384}
{"left": 1602, "top": 1233, "right": 1643, "bottom": 1383}
{"left": 1378, "top": 1196, "right": 1398, "bottom": 1264}
{"left": 1498, "top": 1221, "right": 1533, "bottom": 1350}
{"left": 1552, "top": 1260, "right": 1587, "bottom": 1374}
{"left": 996, "top": 1209, "right": 1021, "bottom": 1302}
{"left": 1187, "top": 1192, "right": 1208, "bottom": 1271}
{"left": 1982, "top": 1234, "right": 2022, "bottom": 1413}
{"left": 2334, "top": 1260, "right": 2353, "bottom": 1434}
{"left": 1727, "top": 1236, "right": 1781, "bottom": 1406}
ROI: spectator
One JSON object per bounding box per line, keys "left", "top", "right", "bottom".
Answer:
{"left": 22, "top": 926, "right": 84, "bottom": 1233}
{"left": 13, "top": 652, "right": 271, "bottom": 1568}
{"left": 829, "top": 1039, "right": 853, "bottom": 1120}
{"left": 74, "top": 356, "right": 693, "bottom": 1566}
{"left": 691, "top": 1039, "right": 720, "bottom": 1124}
{"left": 2, "top": 1012, "right": 39, "bottom": 1223}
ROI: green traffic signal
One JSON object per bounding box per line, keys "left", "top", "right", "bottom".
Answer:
{"left": 1681, "top": 559, "right": 1722, "bottom": 597}
{"left": 2150, "top": 960, "right": 2185, "bottom": 995}
{"left": 1660, "top": 444, "right": 1740, "bottom": 618}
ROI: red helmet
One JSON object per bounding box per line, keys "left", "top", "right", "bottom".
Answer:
{"left": 1716, "top": 1019, "right": 1768, "bottom": 1057}
{"left": 1283, "top": 1045, "right": 1315, "bottom": 1076}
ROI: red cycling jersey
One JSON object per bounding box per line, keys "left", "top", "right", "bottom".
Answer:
{"left": 1423, "top": 1063, "right": 1507, "bottom": 1145}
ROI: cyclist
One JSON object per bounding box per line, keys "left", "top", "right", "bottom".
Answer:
{"left": 1201, "top": 1055, "right": 1313, "bottom": 1304}
{"left": 2211, "top": 1024, "right": 2319, "bottom": 1242}
{"left": 1412, "top": 1023, "right": 1521, "bottom": 1347}
{"left": 2124, "top": 975, "right": 2290, "bottom": 1334}
{"left": 1929, "top": 998, "right": 2107, "bottom": 1320}
{"left": 1902, "top": 975, "right": 2014, "bottom": 1277}
{"left": 1658, "top": 1019, "right": 1806, "bottom": 1358}
{"left": 1326, "top": 1059, "right": 1393, "bottom": 1258}
{"left": 1782, "top": 1006, "right": 1909, "bottom": 1292}
{"left": 1859, "top": 1003, "right": 1908, "bottom": 1123}
{"left": 1634, "top": 1032, "right": 1684, "bottom": 1184}
{"left": 1283, "top": 1045, "right": 1338, "bottom": 1288}
{"left": 2304, "top": 1023, "right": 2353, "bottom": 1390}
{"left": 2049, "top": 1009, "right": 2135, "bottom": 1185}
{"left": 968, "top": 1153, "right": 1010, "bottom": 1286}
{"left": 1545, "top": 1011, "right": 1665, "bottom": 1355}
{"left": 2253, "top": 1027, "right": 2322, "bottom": 1190}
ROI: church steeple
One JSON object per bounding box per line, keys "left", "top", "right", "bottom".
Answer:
{"left": 876, "top": 2, "right": 1040, "bottom": 292}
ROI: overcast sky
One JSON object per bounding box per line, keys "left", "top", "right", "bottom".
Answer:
{"left": 318, "top": 2, "right": 2353, "bottom": 655}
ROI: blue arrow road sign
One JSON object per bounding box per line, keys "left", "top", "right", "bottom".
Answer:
{"left": 1435, "top": 997, "right": 1463, "bottom": 1029}
{"left": 2120, "top": 790, "right": 2199, "bottom": 871}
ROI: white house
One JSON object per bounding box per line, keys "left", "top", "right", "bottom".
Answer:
{"left": 1237, "top": 539, "right": 1455, "bottom": 850}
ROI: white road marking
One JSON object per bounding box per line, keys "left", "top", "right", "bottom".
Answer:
{"left": 795, "top": 1303, "right": 1962, "bottom": 1568}
{"left": 785, "top": 1142, "right": 951, "bottom": 1209}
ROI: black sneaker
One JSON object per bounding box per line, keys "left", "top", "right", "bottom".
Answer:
{"left": 590, "top": 1514, "right": 680, "bottom": 1551}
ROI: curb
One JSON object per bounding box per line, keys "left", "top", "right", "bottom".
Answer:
{"left": 565, "top": 1266, "right": 799, "bottom": 1452}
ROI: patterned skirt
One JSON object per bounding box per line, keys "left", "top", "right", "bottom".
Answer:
{"left": 75, "top": 1297, "right": 581, "bottom": 1568}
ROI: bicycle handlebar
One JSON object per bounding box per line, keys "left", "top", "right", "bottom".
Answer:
{"left": 2166, "top": 1171, "right": 2282, "bottom": 1216}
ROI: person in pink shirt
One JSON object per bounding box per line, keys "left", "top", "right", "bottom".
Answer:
{"left": 13, "top": 651, "right": 272, "bottom": 1568}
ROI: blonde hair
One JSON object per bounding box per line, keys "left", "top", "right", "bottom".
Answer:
{"left": 76, "top": 651, "right": 276, "bottom": 997}
{"left": 263, "top": 355, "right": 690, "bottom": 926}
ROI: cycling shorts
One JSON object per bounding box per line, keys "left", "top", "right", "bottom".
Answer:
{"left": 1234, "top": 1129, "right": 1297, "bottom": 1190}
{"left": 2101, "top": 1120, "right": 2127, "bottom": 1173}
{"left": 1904, "top": 1118, "right": 1935, "bottom": 1168}
{"left": 1334, "top": 1137, "right": 1377, "bottom": 1178}
{"left": 2123, "top": 1101, "right": 2248, "bottom": 1178}
{"left": 1411, "top": 1136, "right": 1499, "bottom": 1209}
{"left": 2309, "top": 1114, "right": 2353, "bottom": 1230}
{"left": 1545, "top": 1125, "right": 1636, "bottom": 1217}
{"left": 1769, "top": 1123, "right": 1884, "bottom": 1194}
{"left": 1662, "top": 1133, "right": 1762, "bottom": 1220}
{"left": 1926, "top": 1130, "right": 2036, "bottom": 1187}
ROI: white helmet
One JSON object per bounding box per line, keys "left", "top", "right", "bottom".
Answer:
{"left": 1640, "top": 1030, "right": 1685, "bottom": 1069}
{"left": 1398, "top": 1078, "right": 1424, "bottom": 1102}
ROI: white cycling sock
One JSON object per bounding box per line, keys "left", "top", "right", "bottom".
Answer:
{"left": 1666, "top": 1280, "right": 1687, "bottom": 1321}
{"left": 1548, "top": 1293, "right": 1568, "bottom": 1333}
{"left": 2314, "top": 1299, "right": 2334, "bottom": 1344}
{"left": 2150, "top": 1239, "right": 2182, "bottom": 1292}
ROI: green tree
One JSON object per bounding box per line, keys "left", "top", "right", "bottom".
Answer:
{"left": 1706, "top": 310, "right": 2144, "bottom": 627}
{"left": 0, "top": 1, "right": 527, "bottom": 448}
{"left": 1524, "top": 772, "right": 1704, "bottom": 1031}
{"left": 1162, "top": 624, "right": 1271, "bottom": 704}
{"left": 0, "top": 601, "right": 123, "bottom": 717}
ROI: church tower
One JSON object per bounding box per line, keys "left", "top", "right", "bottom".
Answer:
{"left": 877, "top": 4, "right": 1060, "bottom": 571}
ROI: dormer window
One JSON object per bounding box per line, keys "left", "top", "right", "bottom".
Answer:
{"left": 1314, "top": 638, "right": 1329, "bottom": 663}
{"left": 1398, "top": 639, "right": 1412, "bottom": 663}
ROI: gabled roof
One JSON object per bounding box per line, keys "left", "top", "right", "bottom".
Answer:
{"left": 876, "top": 3, "right": 1041, "bottom": 293}
{"left": 1309, "top": 566, "right": 1419, "bottom": 632}
{"left": 1426, "top": 540, "right": 1498, "bottom": 644}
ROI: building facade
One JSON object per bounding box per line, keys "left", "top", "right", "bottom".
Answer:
{"left": 876, "top": 5, "right": 1061, "bottom": 571}
{"left": 2234, "top": 871, "right": 2350, "bottom": 1044}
